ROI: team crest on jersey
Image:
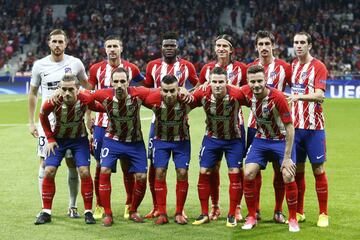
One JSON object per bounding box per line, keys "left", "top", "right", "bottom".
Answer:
{"left": 301, "top": 71, "right": 308, "bottom": 80}
{"left": 175, "top": 70, "right": 182, "bottom": 78}
{"left": 270, "top": 71, "right": 277, "bottom": 79}
{"left": 228, "top": 72, "right": 234, "bottom": 80}
{"left": 65, "top": 67, "right": 72, "bottom": 74}
{"left": 262, "top": 107, "right": 270, "bottom": 114}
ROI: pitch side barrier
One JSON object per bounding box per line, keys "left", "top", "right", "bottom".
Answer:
{"left": 1, "top": 76, "right": 360, "bottom": 98}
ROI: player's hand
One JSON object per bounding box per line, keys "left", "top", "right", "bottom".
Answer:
{"left": 50, "top": 88, "right": 62, "bottom": 105}
{"left": 46, "top": 142, "right": 59, "bottom": 157}
{"left": 29, "top": 123, "right": 39, "bottom": 138}
{"left": 178, "top": 87, "right": 194, "bottom": 104}
{"left": 281, "top": 157, "right": 296, "bottom": 177}
{"left": 287, "top": 94, "right": 299, "bottom": 104}
{"left": 86, "top": 117, "right": 95, "bottom": 134}
{"left": 199, "top": 82, "right": 209, "bottom": 91}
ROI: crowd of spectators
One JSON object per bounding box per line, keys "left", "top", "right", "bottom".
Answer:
{"left": 1, "top": 0, "right": 359, "bottom": 79}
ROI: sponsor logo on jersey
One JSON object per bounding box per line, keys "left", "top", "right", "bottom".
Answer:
{"left": 65, "top": 67, "right": 72, "bottom": 74}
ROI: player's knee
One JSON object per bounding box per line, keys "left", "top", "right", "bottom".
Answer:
{"left": 135, "top": 173, "right": 147, "bottom": 182}
{"left": 44, "top": 166, "right": 56, "bottom": 178}
{"left": 228, "top": 167, "right": 240, "bottom": 174}
{"left": 199, "top": 167, "right": 212, "bottom": 174}
{"left": 176, "top": 168, "right": 188, "bottom": 180}
{"left": 244, "top": 169, "right": 256, "bottom": 180}
{"left": 282, "top": 171, "right": 294, "bottom": 183}
{"left": 155, "top": 168, "right": 166, "bottom": 180}
{"left": 100, "top": 167, "right": 112, "bottom": 174}
{"left": 78, "top": 166, "right": 90, "bottom": 178}
{"left": 312, "top": 163, "right": 325, "bottom": 175}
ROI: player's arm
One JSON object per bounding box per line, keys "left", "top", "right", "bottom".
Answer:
{"left": 28, "top": 85, "right": 40, "bottom": 138}
{"left": 187, "top": 62, "right": 200, "bottom": 88}
{"left": 39, "top": 100, "right": 59, "bottom": 157}
{"left": 142, "top": 63, "right": 154, "bottom": 88}
{"left": 288, "top": 88, "right": 325, "bottom": 103}
{"left": 76, "top": 59, "right": 92, "bottom": 90}
{"left": 281, "top": 122, "right": 296, "bottom": 177}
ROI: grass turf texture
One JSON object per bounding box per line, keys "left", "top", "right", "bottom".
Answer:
{"left": 0, "top": 95, "right": 359, "bottom": 240}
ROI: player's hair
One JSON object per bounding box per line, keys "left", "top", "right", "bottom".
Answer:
{"left": 215, "top": 34, "right": 234, "bottom": 49}
{"left": 61, "top": 74, "right": 80, "bottom": 87}
{"left": 295, "top": 31, "right": 312, "bottom": 45}
{"left": 104, "top": 35, "right": 123, "bottom": 45}
{"left": 162, "top": 31, "right": 178, "bottom": 40}
{"left": 211, "top": 66, "right": 227, "bottom": 76}
{"left": 161, "top": 75, "right": 178, "bottom": 85}
{"left": 255, "top": 30, "right": 275, "bottom": 45}
{"left": 111, "top": 67, "right": 129, "bottom": 81}
{"left": 247, "top": 65, "right": 265, "bottom": 75}
{"left": 48, "top": 29, "right": 68, "bottom": 42}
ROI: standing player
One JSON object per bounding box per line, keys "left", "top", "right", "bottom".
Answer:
{"left": 34, "top": 75, "right": 104, "bottom": 225}
{"left": 199, "top": 34, "right": 247, "bottom": 221}
{"left": 92, "top": 68, "right": 149, "bottom": 227}
{"left": 28, "top": 29, "right": 91, "bottom": 218}
{"left": 288, "top": 32, "right": 329, "bottom": 227}
{"left": 241, "top": 65, "right": 299, "bottom": 232}
{"left": 143, "top": 31, "right": 199, "bottom": 219}
{"left": 88, "top": 35, "right": 145, "bottom": 220}
{"left": 142, "top": 75, "right": 194, "bottom": 225}
{"left": 191, "top": 67, "right": 245, "bottom": 228}
{"left": 246, "top": 30, "right": 292, "bottom": 223}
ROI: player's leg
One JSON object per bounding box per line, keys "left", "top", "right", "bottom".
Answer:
{"left": 294, "top": 129, "right": 307, "bottom": 222}
{"left": 92, "top": 126, "right": 106, "bottom": 219}
{"left": 306, "top": 130, "right": 328, "bottom": 227}
{"left": 173, "top": 140, "right": 191, "bottom": 225}
{"left": 209, "top": 161, "right": 221, "bottom": 220}
{"left": 224, "top": 138, "right": 244, "bottom": 227}
{"left": 36, "top": 129, "right": 47, "bottom": 209}
{"left": 272, "top": 161, "right": 286, "bottom": 223}
{"left": 127, "top": 141, "right": 147, "bottom": 223}
{"left": 65, "top": 155, "right": 80, "bottom": 218}
{"left": 193, "top": 137, "right": 219, "bottom": 225}
{"left": 119, "top": 158, "right": 134, "bottom": 219}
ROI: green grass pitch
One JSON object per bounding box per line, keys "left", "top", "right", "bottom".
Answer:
{"left": 0, "top": 95, "right": 359, "bottom": 239}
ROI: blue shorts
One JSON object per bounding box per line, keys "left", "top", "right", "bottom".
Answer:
{"left": 153, "top": 139, "right": 190, "bottom": 169}
{"left": 45, "top": 137, "right": 91, "bottom": 168}
{"left": 240, "top": 124, "right": 246, "bottom": 158}
{"left": 93, "top": 126, "right": 106, "bottom": 161}
{"left": 147, "top": 121, "right": 155, "bottom": 160}
{"left": 246, "top": 127, "right": 257, "bottom": 150}
{"left": 295, "top": 129, "right": 326, "bottom": 164}
{"left": 245, "top": 138, "right": 296, "bottom": 169}
{"left": 100, "top": 137, "right": 147, "bottom": 173}
{"left": 199, "top": 136, "right": 244, "bottom": 169}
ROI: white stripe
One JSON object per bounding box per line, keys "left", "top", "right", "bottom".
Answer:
{"left": 0, "top": 98, "right": 27, "bottom": 103}
{"left": 267, "top": 62, "right": 275, "bottom": 85}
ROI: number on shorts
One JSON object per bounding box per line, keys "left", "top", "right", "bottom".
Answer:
{"left": 101, "top": 148, "right": 109, "bottom": 158}
{"left": 39, "top": 136, "right": 46, "bottom": 147}
{"left": 199, "top": 146, "right": 206, "bottom": 157}
{"left": 93, "top": 138, "right": 98, "bottom": 150}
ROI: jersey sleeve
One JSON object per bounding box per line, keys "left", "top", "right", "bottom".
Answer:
{"left": 130, "top": 64, "right": 145, "bottom": 83}
{"left": 274, "top": 92, "right": 292, "bottom": 124}
{"left": 239, "top": 64, "right": 248, "bottom": 86}
{"left": 229, "top": 85, "right": 248, "bottom": 106}
{"left": 284, "top": 62, "right": 292, "bottom": 87}
{"left": 132, "top": 86, "right": 151, "bottom": 101}
{"left": 88, "top": 64, "right": 98, "bottom": 89}
{"left": 142, "top": 89, "right": 160, "bottom": 109}
{"left": 39, "top": 100, "right": 56, "bottom": 142}
{"left": 144, "top": 63, "right": 154, "bottom": 87}
{"left": 314, "top": 62, "right": 327, "bottom": 91}
{"left": 186, "top": 62, "right": 199, "bottom": 87}
{"left": 80, "top": 91, "right": 106, "bottom": 112}
{"left": 30, "top": 61, "right": 41, "bottom": 87}
{"left": 75, "top": 58, "right": 88, "bottom": 82}
{"left": 190, "top": 88, "right": 206, "bottom": 108}
{"left": 199, "top": 66, "right": 208, "bottom": 84}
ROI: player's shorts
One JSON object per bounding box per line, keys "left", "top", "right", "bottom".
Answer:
{"left": 245, "top": 137, "right": 296, "bottom": 169}
{"left": 37, "top": 123, "right": 72, "bottom": 159}
{"left": 92, "top": 126, "right": 106, "bottom": 161}
{"left": 295, "top": 129, "right": 326, "bottom": 164}
{"left": 45, "top": 137, "right": 91, "bottom": 168}
{"left": 152, "top": 139, "right": 190, "bottom": 169}
{"left": 147, "top": 119, "right": 155, "bottom": 160}
{"left": 199, "top": 136, "right": 244, "bottom": 169}
{"left": 100, "top": 137, "right": 147, "bottom": 173}
{"left": 246, "top": 127, "right": 257, "bottom": 150}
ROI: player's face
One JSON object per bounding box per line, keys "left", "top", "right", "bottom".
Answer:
{"left": 60, "top": 81, "right": 78, "bottom": 105}
{"left": 215, "top": 39, "right": 233, "bottom": 59}
{"left": 256, "top": 37, "right": 274, "bottom": 58}
{"left": 105, "top": 39, "right": 123, "bottom": 60}
{"left": 293, "top": 34, "right": 312, "bottom": 57}
{"left": 162, "top": 39, "right": 178, "bottom": 59}
{"left": 210, "top": 73, "right": 227, "bottom": 98}
{"left": 48, "top": 34, "right": 67, "bottom": 57}
{"left": 111, "top": 72, "right": 129, "bottom": 98}
{"left": 161, "top": 82, "right": 179, "bottom": 105}
{"left": 248, "top": 72, "right": 267, "bottom": 97}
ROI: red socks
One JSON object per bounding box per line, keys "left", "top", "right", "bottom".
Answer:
{"left": 81, "top": 176, "right": 93, "bottom": 211}
{"left": 148, "top": 164, "right": 157, "bottom": 209}
{"left": 239, "top": 170, "right": 244, "bottom": 206}
{"left": 155, "top": 179, "right": 167, "bottom": 215}
{"left": 228, "top": 173, "right": 242, "bottom": 216}
{"left": 254, "top": 171, "right": 262, "bottom": 212}
{"left": 285, "top": 181, "right": 298, "bottom": 220}
{"left": 295, "top": 172, "right": 306, "bottom": 214}
{"left": 42, "top": 176, "right": 55, "bottom": 210}
{"left": 243, "top": 178, "right": 256, "bottom": 218}
{"left": 99, "top": 173, "right": 112, "bottom": 215}
{"left": 198, "top": 173, "right": 211, "bottom": 215}
{"left": 210, "top": 170, "right": 220, "bottom": 206}
{"left": 122, "top": 169, "right": 134, "bottom": 205}
{"left": 130, "top": 179, "right": 146, "bottom": 212}
{"left": 273, "top": 170, "right": 285, "bottom": 212}
{"left": 315, "top": 172, "right": 328, "bottom": 214}
{"left": 94, "top": 166, "right": 101, "bottom": 206}
{"left": 176, "top": 179, "right": 189, "bottom": 214}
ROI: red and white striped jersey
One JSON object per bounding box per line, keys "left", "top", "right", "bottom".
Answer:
{"left": 291, "top": 58, "right": 327, "bottom": 130}
{"left": 142, "top": 89, "right": 194, "bottom": 141}
{"left": 192, "top": 85, "right": 247, "bottom": 140}
{"left": 199, "top": 61, "right": 247, "bottom": 86}
{"left": 144, "top": 57, "right": 199, "bottom": 88}
{"left": 40, "top": 91, "right": 105, "bottom": 143}
{"left": 199, "top": 61, "right": 248, "bottom": 126}
{"left": 247, "top": 58, "right": 291, "bottom": 128}
{"left": 91, "top": 87, "right": 150, "bottom": 142}
{"left": 88, "top": 59, "right": 144, "bottom": 128}
{"left": 242, "top": 85, "right": 292, "bottom": 140}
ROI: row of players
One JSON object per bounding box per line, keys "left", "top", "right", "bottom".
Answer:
{"left": 29, "top": 29, "right": 328, "bottom": 232}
